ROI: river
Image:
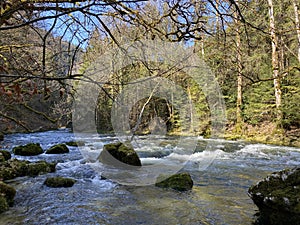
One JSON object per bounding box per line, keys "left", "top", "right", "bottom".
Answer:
{"left": 0, "top": 129, "right": 299, "bottom": 225}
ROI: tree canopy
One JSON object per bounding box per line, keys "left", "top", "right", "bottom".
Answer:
{"left": 0, "top": 0, "right": 299, "bottom": 146}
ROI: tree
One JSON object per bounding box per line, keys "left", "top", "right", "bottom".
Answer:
{"left": 267, "top": 0, "right": 282, "bottom": 124}
{"left": 234, "top": 1, "right": 243, "bottom": 133}
{"left": 2, "top": 0, "right": 298, "bottom": 143}
{"left": 292, "top": 0, "right": 300, "bottom": 63}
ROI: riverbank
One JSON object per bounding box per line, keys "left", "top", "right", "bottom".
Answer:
{"left": 1, "top": 121, "right": 299, "bottom": 148}
{"left": 224, "top": 122, "right": 300, "bottom": 148}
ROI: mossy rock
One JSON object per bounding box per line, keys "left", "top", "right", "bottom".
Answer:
{"left": 27, "top": 161, "right": 56, "bottom": 176}
{"left": 0, "top": 181, "right": 16, "bottom": 207}
{"left": 13, "top": 143, "right": 43, "bottom": 156}
{"left": 45, "top": 144, "right": 69, "bottom": 154}
{"left": 249, "top": 167, "right": 300, "bottom": 224}
{"left": 98, "top": 142, "right": 141, "bottom": 167}
{"left": 0, "top": 159, "right": 56, "bottom": 180}
{"left": 0, "top": 196, "right": 9, "bottom": 214}
{"left": 0, "top": 151, "right": 11, "bottom": 161}
{"left": 0, "top": 159, "right": 29, "bottom": 180}
{"left": 155, "top": 172, "right": 193, "bottom": 191}
{"left": 44, "top": 177, "right": 76, "bottom": 188}
{"left": 65, "top": 141, "right": 85, "bottom": 147}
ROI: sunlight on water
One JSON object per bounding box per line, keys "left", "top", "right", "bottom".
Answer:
{"left": 0, "top": 129, "right": 299, "bottom": 224}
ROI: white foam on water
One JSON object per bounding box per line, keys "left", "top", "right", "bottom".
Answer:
{"left": 56, "top": 160, "right": 83, "bottom": 170}
{"left": 90, "top": 175, "right": 117, "bottom": 190}
{"left": 79, "top": 146, "right": 101, "bottom": 162}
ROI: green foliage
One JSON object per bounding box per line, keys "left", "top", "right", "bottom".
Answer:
{"left": 282, "top": 71, "right": 300, "bottom": 129}
{"left": 77, "top": 0, "right": 299, "bottom": 142}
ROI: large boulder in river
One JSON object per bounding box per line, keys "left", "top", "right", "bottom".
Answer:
{"left": 98, "top": 142, "right": 141, "bottom": 167}
{"left": 44, "top": 177, "right": 76, "bottom": 188}
{"left": 45, "top": 144, "right": 69, "bottom": 154}
{"left": 13, "top": 143, "right": 43, "bottom": 156}
{"left": 0, "top": 159, "right": 56, "bottom": 180}
{"left": 248, "top": 167, "right": 300, "bottom": 225}
{"left": 155, "top": 172, "right": 193, "bottom": 191}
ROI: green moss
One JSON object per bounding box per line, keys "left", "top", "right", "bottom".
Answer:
{"left": 0, "top": 159, "right": 56, "bottom": 181}
{"left": 0, "top": 159, "right": 28, "bottom": 180}
{"left": 45, "top": 144, "right": 69, "bottom": 154}
{"left": 0, "top": 196, "right": 9, "bottom": 214}
{"left": 44, "top": 177, "right": 76, "bottom": 188}
{"left": 65, "top": 141, "right": 85, "bottom": 147}
{"left": 0, "top": 182, "right": 16, "bottom": 207}
{"left": 0, "top": 151, "right": 11, "bottom": 161}
{"left": 12, "top": 143, "right": 43, "bottom": 156}
{"left": 155, "top": 173, "right": 193, "bottom": 192}
{"left": 249, "top": 167, "right": 300, "bottom": 224}
{"left": 99, "top": 142, "right": 141, "bottom": 167}
{"left": 27, "top": 161, "right": 56, "bottom": 176}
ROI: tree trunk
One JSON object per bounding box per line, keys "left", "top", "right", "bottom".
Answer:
{"left": 187, "top": 84, "right": 194, "bottom": 133}
{"left": 292, "top": 0, "right": 300, "bottom": 63}
{"left": 236, "top": 27, "right": 243, "bottom": 132}
{"left": 234, "top": 3, "right": 243, "bottom": 133}
{"left": 267, "top": 0, "right": 282, "bottom": 124}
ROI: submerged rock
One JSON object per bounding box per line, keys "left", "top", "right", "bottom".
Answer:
{"left": 65, "top": 141, "right": 85, "bottom": 147}
{"left": 98, "top": 142, "right": 141, "bottom": 167}
{"left": 248, "top": 167, "right": 300, "bottom": 225}
{"left": 155, "top": 173, "right": 193, "bottom": 191}
{"left": 44, "top": 177, "right": 76, "bottom": 188}
{"left": 0, "top": 150, "right": 11, "bottom": 161}
{"left": 13, "top": 143, "right": 43, "bottom": 156}
{"left": 46, "top": 144, "right": 69, "bottom": 154}
{"left": 0, "top": 159, "right": 56, "bottom": 180}
{"left": 0, "top": 181, "right": 16, "bottom": 214}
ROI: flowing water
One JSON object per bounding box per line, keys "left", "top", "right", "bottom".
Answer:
{"left": 0, "top": 129, "right": 300, "bottom": 225}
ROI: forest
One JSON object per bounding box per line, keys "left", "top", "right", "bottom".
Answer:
{"left": 0, "top": 0, "right": 299, "bottom": 147}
